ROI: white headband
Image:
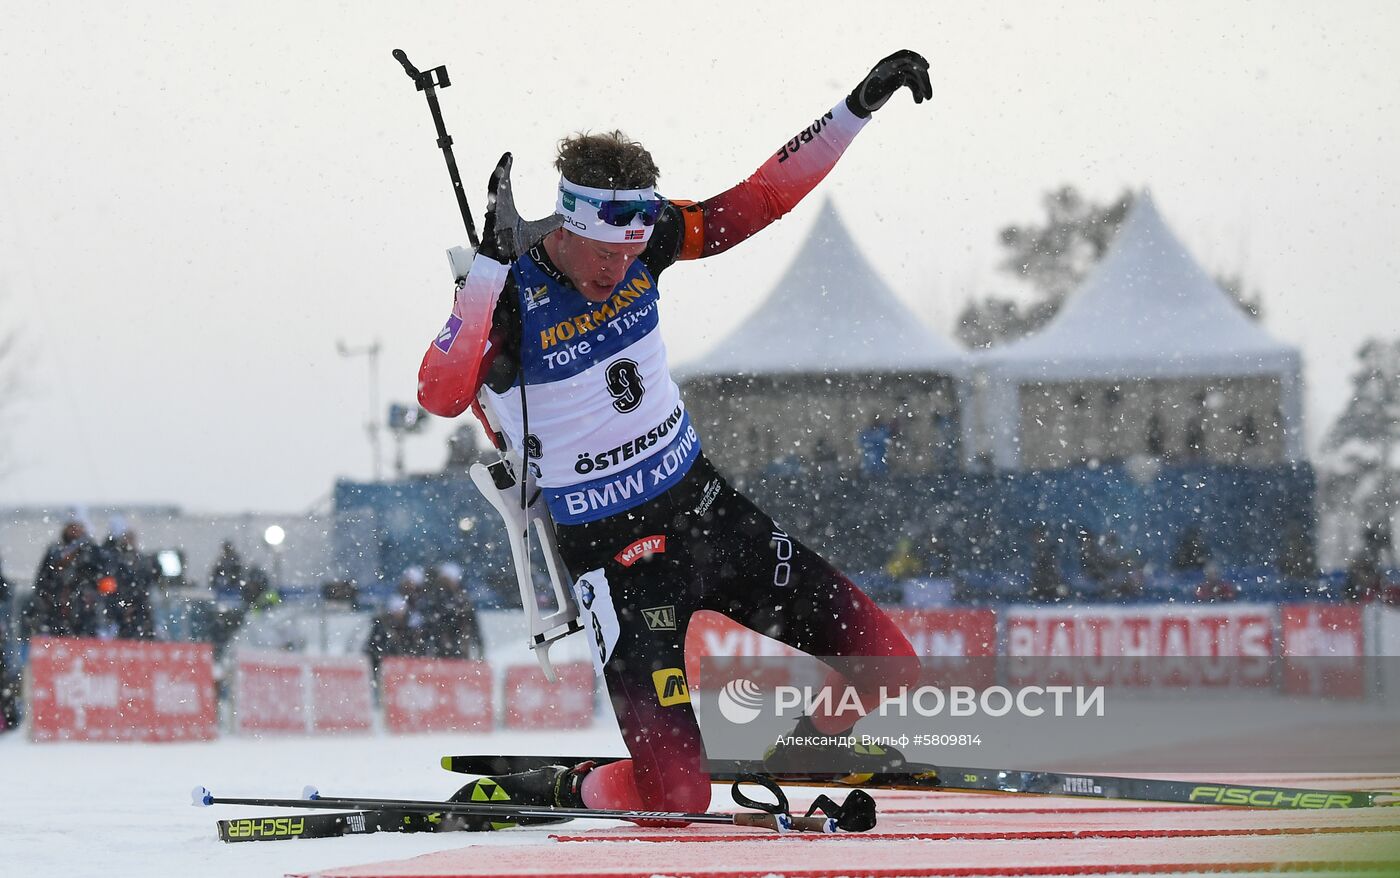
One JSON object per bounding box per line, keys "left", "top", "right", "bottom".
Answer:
{"left": 555, "top": 177, "right": 658, "bottom": 244}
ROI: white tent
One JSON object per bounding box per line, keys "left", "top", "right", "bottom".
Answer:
{"left": 976, "top": 191, "right": 1303, "bottom": 467}
{"left": 678, "top": 198, "right": 967, "bottom": 378}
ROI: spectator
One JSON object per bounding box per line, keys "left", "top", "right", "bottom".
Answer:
{"left": 208, "top": 540, "right": 248, "bottom": 601}
{"left": 27, "top": 510, "right": 104, "bottom": 638}
{"left": 858, "top": 415, "right": 893, "bottom": 476}
{"left": 1194, "top": 564, "right": 1238, "bottom": 603}
{"left": 884, "top": 537, "right": 925, "bottom": 581}
{"left": 1076, "top": 526, "right": 1105, "bottom": 584}
{"left": 472, "top": 568, "right": 521, "bottom": 610}
{"left": 396, "top": 565, "right": 431, "bottom": 655}
{"left": 366, "top": 593, "right": 413, "bottom": 683}
{"left": 1343, "top": 555, "right": 1383, "bottom": 603}
{"left": 1027, "top": 526, "right": 1067, "bottom": 603}
{"left": 98, "top": 518, "right": 158, "bottom": 640}
{"left": 1097, "top": 532, "right": 1141, "bottom": 602}
{"left": 426, "top": 562, "right": 484, "bottom": 660}
{"left": 1171, "top": 525, "right": 1210, "bottom": 572}
{"left": 1362, "top": 519, "right": 1395, "bottom": 568}
{"left": 240, "top": 565, "right": 278, "bottom": 614}
{"left": 932, "top": 412, "right": 958, "bottom": 471}
{"left": 1277, "top": 522, "right": 1317, "bottom": 584}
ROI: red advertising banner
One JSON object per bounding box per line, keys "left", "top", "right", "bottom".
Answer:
{"left": 233, "top": 652, "right": 306, "bottom": 734}
{"left": 685, "top": 611, "right": 815, "bottom": 691}
{"left": 1281, "top": 604, "right": 1365, "bottom": 656}
{"left": 381, "top": 657, "right": 494, "bottom": 733}
{"left": 310, "top": 657, "right": 374, "bottom": 733}
{"left": 885, "top": 609, "right": 998, "bottom": 657}
{"left": 1005, "top": 605, "right": 1275, "bottom": 657}
{"left": 685, "top": 611, "right": 804, "bottom": 660}
{"left": 1280, "top": 604, "right": 1365, "bottom": 697}
{"left": 1003, "top": 605, "right": 1275, "bottom": 688}
{"left": 28, "top": 637, "right": 216, "bottom": 743}
{"left": 502, "top": 661, "right": 594, "bottom": 729}
{"left": 684, "top": 608, "right": 997, "bottom": 689}
{"left": 233, "top": 652, "right": 373, "bottom": 735}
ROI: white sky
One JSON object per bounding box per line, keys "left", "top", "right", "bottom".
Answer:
{"left": 2, "top": 1, "right": 1397, "bottom": 513}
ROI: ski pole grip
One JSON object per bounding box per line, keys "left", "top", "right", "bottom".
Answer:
{"left": 732, "top": 813, "right": 783, "bottom": 832}
{"left": 392, "top": 49, "right": 420, "bottom": 79}
{"left": 731, "top": 813, "right": 834, "bottom": 833}
{"left": 788, "top": 815, "right": 837, "bottom": 833}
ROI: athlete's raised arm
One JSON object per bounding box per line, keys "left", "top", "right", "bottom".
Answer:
{"left": 666, "top": 50, "right": 931, "bottom": 262}
{"left": 418, "top": 153, "right": 561, "bottom": 418}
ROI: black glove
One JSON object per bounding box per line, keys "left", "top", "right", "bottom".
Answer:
{"left": 846, "top": 50, "right": 932, "bottom": 119}
{"left": 477, "top": 152, "right": 564, "bottom": 264}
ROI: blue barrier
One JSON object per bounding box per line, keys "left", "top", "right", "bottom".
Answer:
{"left": 331, "top": 462, "right": 1316, "bottom": 601}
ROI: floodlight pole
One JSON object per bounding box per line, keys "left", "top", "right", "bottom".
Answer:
{"left": 337, "top": 339, "right": 384, "bottom": 481}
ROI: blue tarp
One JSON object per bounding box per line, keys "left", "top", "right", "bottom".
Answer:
{"left": 332, "top": 462, "right": 1315, "bottom": 603}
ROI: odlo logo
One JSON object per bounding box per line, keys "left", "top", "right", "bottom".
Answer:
{"left": 771, "top": 528, "right": 793, "bottom": 588}
{"left": 717, "top": 678, "right": 764, "bottom": 725}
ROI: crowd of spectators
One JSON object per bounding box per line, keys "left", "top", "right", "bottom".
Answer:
{"left": 0, "top": 511, "right": 497, "bottom": 731}
{"left": 366, "top": 563, "right": 484, "bottom": 681}
{"left": 1024, "top": 526, "right": 1143, "bottom": 603}
{"left": 23, "top": 511, "right": 158, "bottom": 642}
{"left": 2, "top": 503, "right": 1391, "bottom": 734}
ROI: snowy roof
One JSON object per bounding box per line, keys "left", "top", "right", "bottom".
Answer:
{"left": 678, "top": 199, "right": 967, "bottom": 379}
{"left": 977, "top": 191, "right": 1300, "bottom": 382}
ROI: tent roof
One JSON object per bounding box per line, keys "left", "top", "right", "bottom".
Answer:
{"left": 978, "top": 191, "right": 1299, "bottom": 382}
{"left": 678, "top": 199, "right": 967, "bottom": 379}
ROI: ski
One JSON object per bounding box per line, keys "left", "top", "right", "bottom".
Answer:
{"left": 440, "top": 754, "right": 1399, "bottom": 810}
{"left": 216, "top": 809, "right": 458, "bottom": 843}
{"left": 194, "top": 781, "right": 869, "bottom": 839}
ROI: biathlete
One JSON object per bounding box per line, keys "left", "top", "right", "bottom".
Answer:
{"left": 417, "top": 50, "right": 932, "bottom": 823}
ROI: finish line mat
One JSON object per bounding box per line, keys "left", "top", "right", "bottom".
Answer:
{"left": 290, "top": 833, "right": 1400, "bottom": 878}
{"left": 290, "top": 798, "right": 1400, "bottom": 877}
{"left": 548, "top": 804, "right": 1400, "bottom": 842}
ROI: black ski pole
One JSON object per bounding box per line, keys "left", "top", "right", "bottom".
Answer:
{"left": 191, "top": 783, "right": 867, "bottom": 834}
{"left": 392, "top": 49, "right": 479, "bottom": 249}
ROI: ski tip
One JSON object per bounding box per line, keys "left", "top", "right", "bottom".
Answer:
{"left": 440, "top": 756, "right": 452, "bottom": 771}
{"left": 191, "top": 785, "right": 214, "bottom": 807}
{"left": 301, "top": 785, "right": 320, "bottom": 801}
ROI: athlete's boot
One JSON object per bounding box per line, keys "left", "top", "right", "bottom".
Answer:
{"left": 447, "top": 762, "right": 592, "bottom": 831}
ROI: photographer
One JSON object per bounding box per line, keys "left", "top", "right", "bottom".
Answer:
{"left": 27, "top": 511, "right": 104, "bottom": 638}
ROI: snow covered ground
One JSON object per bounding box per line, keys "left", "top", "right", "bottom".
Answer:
{"left": 0, "top": 724, "right": 632, "bottom": 878}
{"left": 4, "top": 723, "right": 1396, "bottom": 878}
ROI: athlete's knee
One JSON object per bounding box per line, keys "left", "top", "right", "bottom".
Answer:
{"left": 583, "top": 747, "right": 711, "bottom": 816}
{"left": 636, "top": 765, "right": 712, "bottom": 817}
{"left": 629, "top": 745, "right": 711, "bottom": 815}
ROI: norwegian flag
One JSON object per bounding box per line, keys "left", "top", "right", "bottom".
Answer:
{"left": 624, "top": 228, "right": 645, "bottom": 241}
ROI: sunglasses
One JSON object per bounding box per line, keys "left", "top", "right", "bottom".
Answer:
{"left": 562, "top": 189, "right": 665, "bottom": 227}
